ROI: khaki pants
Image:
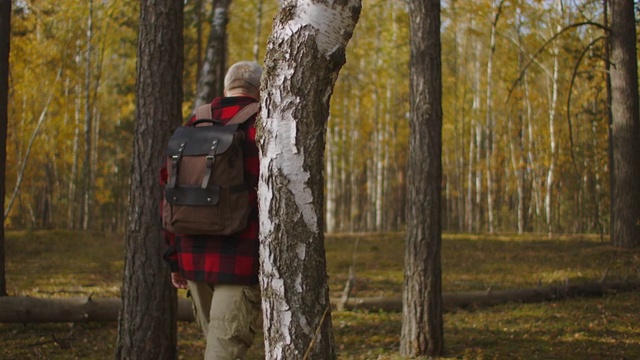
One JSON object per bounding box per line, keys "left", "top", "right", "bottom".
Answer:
{"left": 187, "top": 281, "right": 261, "bottom": 360}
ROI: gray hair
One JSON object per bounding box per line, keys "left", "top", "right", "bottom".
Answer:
{"left": 224, "top": 61, "right": 262, "bottom": 96}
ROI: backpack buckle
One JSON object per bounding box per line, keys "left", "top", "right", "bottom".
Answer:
{"left": 201, "top": 141, "right": 219, "bottom": 188}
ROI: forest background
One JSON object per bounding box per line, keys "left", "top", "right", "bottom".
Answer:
{"left": 5, "top": 0, "right": 638, "bottom": 236}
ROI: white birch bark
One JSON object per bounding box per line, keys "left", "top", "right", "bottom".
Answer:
{"left": 373, "top": 24, "right": 384, "bottom": 231}
{"left": 194, "top": 0, "right": 231, "bottom": 108}
{"left": 5, "top": 69, "right": 61, "bottom": 220}
{"left": 350, "top": 60, "right": 363, "bottom": 232}
{"left": 510, "top": 14, "right": 526, "bottom": 234}
{"left": 252, "top": 0, "right": 264, "bottom": 62}
{"left": 258, "top": 1, "right": 361, "bottom": 358}
{"left": 325, "top": 125, "right": 335, "bottom": 233}
{"left": 545, "top": 0, "right": 563, "bottom": 236}
{"left": 68, "top": 82, "right": 80, "bottom": 229}
{"left": 81, "top": 0, "right": 94, "bottom": 230}
{"left": 524, "top": 72, "right": 542, "bottom": 222}
{"left": 468, "top": 36, "right": 482, "bottom": 232}
{"left": 484, "top": 0, "right": 504, "bottom": 234}
{"left": 339, "top": 97, "right": 350, "bottom": 232}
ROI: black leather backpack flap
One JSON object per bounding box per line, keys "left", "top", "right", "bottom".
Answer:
{"left": 166, "top": 124, "right": 240, "bottom": 156}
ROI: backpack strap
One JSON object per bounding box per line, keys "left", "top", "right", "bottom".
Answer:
{"left": 194, "top": 102, "right": 259, "bottom": 125}
{"left": 195, "top": 103, "right": 213, "bottom": 121}
{"left": 226, "top": 102, "right": 259, "bottom": 125}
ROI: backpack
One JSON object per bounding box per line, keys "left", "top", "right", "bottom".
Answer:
{"left": 162, "top": 102, "right": 259, "bottom": 235}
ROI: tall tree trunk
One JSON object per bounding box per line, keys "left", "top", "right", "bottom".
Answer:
{"left": 350, "top": 62, "right": 363, "bottom": 232}
{"left": 545, "top": 47, "right": 559, "bottom": 236}
{"left": 590, "top": 99, "right": 604, "bottom": 237}
{"left": 258, "top": 1, "right": 361, "bottom": 358}
{"left": 484, "top": 0, "right": 505, "bottom": 234}
{"left": 468, "top": 34, "right": 482, "bottom": 233}
{"left": 525, "top": 72, "right": 541, "bottom": 230}
{"left": 451, "top": 0, "right": 464, "bottom": 232}
{"left": 609, "top": 0, "right": 640, "bottom": 248}
{"left": 373, "top": 23, "right": 385, "bottom": 231}
{"left": 510, "top": 13, "right": 527, "bottom": 234}
{"left": 194, "top": 0, "right": 205, "bottom": 82}
{"left": 325, "top": 125, "right": 336, "bottom": 233}
{"left": 115, "top": 1, "right": 184, "bottom": 358}
{"left": 252, "top": 0, "right": 264, "bottom": 62}
{"left": 0, "top": 0, "right": 11, "bottom": 297}
{"left": 5, "top": 70, "right": 61, "bottom": 221}
{"left": 545, "top": 0, "right": 563, "bottom": 236}
{"left": 604, "top": 0, "right": 614, "bottom": 241}
{"left": 401, "top": 0, "right": 443, "bottom": 356}
{"left": 68, "top": 86, "right": 81, "bottom": 229}
{"left": 194, "top": 0, "right": 230, "bottom": 108}
{"left": 81, "top": 0, "right": 94, "bottom": 230}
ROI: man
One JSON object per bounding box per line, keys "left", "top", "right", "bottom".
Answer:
{"left": 162, "top": 61, "right": 262, "bottom": 359}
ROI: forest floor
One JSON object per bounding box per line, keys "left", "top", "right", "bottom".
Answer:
{"left": 2, "top": 230, "right": 639, "bottom": 359}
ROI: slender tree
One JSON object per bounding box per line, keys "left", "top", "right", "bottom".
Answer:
{"left": 258, "top": 0, "right": 361, "bottom": 358}
{"left": 400, "top": 0, "right": 443, "bottom": 357}
{"left": 194, "top": 0, "right": 231, "bottom": 108}
{"left": 484, "top": 0, "right": 505, "bottom": 234}
{"left": 115, "top": 0, "right": 184, "bottom": 358}
{"left": 81, "top": 0, "right": 94, "bottom": 230}
{"left": 0, "top": 0, "right": 12, "bottom": 297}
{"left": 609, "top": 0, "right": 640, "bottom": 248}
{"left": 252, "top": 0, "right": 265, "bottom": 62}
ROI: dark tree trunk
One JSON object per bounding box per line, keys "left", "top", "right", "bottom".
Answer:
{"left": 115, "top": 1, "right": 184, "bottom": 358}
{"left": 193, "top": 0, "right": 231, "bottom": 108}
{"left": 401, "top": 0, "right": 444, "bottom": 357}
{"left": 258, "top": 0, "right": 361, "bottom": 358}
{"left": 609, "top": 0, "right": 640, "bottom": 248}
{"left": 0, "top": 0, "right": 11, "bottom": 297}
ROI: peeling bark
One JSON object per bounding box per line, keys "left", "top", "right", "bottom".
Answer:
{"left": 258, "top": 1, "right": 361, "bottom": 358}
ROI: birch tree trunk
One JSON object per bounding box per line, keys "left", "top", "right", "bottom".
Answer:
{"left": 401, "top": 0, "right": 443, "bottom": 356}
{"left": 325, "top": 125, "right": 336, "bottom": 233}
{"left": 510, "top": 14, "right": 527, "bottom": 234}
{"left": 258, "top": 1, "right": 361, "bottom": 358}
{"left": 604, "top": 0, "right": 615, "bottom": 241}
{"left": 115, "top": 0, "right": 183, "bottom": 358}
{"left": 451, "top": 0, "right": 464, "bottom": 231}
{"left": 467, "top": 34, "right": 482, "bottom": 232}
{"left": 5, "top": 70, "right": 61, "bottom": 221}
{"left": 68, "top": 87, "right": 81, "bottom": 229}
{"left": 525, "top": 73, "right": 541, "bottom": 228}
{"left": 0, "top": 0, "right": 11, "bottom": 297}
{"left": 252, "top": 0, "right": 264, "bottom": 62}
{"left": 609, "top": 0, "right": 640, "bottom": 248}
{"left": 544, "top": 0, "right": 563, "bottom": 237}
{"left": 81, "top": 0, "right": 94, "bottom": 230}
{"left": 484, "top": 0, "right": 505, "bottom": 234}
{"left": 194, "top": 0, "right": 205, "bottom": 81}
{"left": 194, "top": 0, "right": 231, "bottom": 108}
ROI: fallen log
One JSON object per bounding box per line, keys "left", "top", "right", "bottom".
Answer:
{"left": 330, "top": 280, "right": 640, "bottom": 312}
{"left": 0, "top": 297, "right": 195, "bottom": 323}
{"left": 1, "top": 280, "right": 638, "bottom": 322}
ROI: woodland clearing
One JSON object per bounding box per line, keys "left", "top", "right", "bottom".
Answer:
{"left": 1, "top": 230, "right": 639, "bottom": 359}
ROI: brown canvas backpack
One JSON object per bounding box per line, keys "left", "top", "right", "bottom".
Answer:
{"left": 162, "top": 102, "right": 258, "bottom": 235}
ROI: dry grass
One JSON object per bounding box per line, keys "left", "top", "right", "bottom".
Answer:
{"left": 2, "top": 230, "right": 639, "bottom": 359}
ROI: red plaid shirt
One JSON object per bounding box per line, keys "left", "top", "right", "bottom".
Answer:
{"left": 162, "top": 96, "right": 260, "bottom": 284}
